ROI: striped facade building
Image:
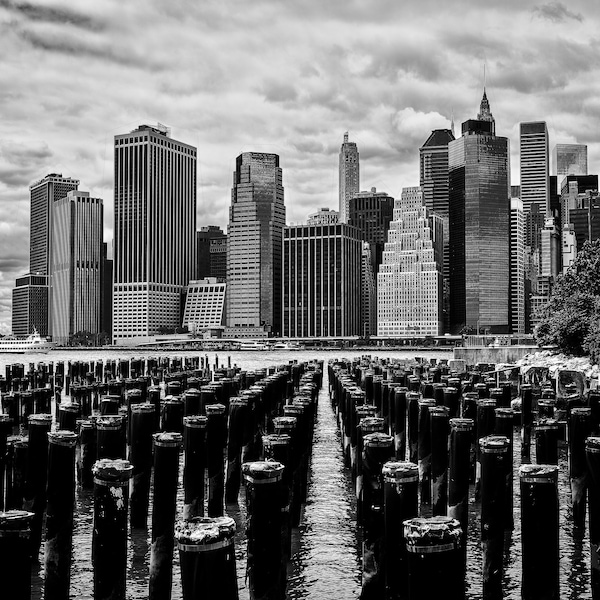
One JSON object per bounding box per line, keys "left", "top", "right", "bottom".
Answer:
{"left": 282, "top": 222, "right": 362, "bottom": 338}
{"left": 113, "top": 124, "right": 197, "bottom": 344}
{"left": 51, "top": 191, "right": 103, "bottom": 345}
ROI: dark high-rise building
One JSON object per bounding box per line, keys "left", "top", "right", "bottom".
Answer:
{"left": 282, "top": 223, "right": 362, "bottom": 338}
{"left": 339, "top": 132, "right": 359, "bottom": 223}
{"left": 449, "top": 92, "right": 510, "bottom": 334}
{"left": 209, "top": 236, "right": 227, "bottom": 281}
{"left": 347, "top": 187, "right": 394, "bottom": 336}
{"left": 570, "top": 191, "right": 600, "bottom": 252}
{"left": 420, "top": 128, "right": 455, "bottom": 332}
{"left": 520, "top": 121, "right": 549, "bottom": 215}
{"left": 226, "top": 152, "right": 285, "bottom": 337}
{"left": 196, "top": 226, "right": 227, "bottom": 282}
{"left": 113, "top": 124, "right": 197, "bottom": 344}
{"left": 11, "top": 274, "right": 49, "bottom": 336}
{"left": 30, "top": 173, "right": 79, "bottom": 276}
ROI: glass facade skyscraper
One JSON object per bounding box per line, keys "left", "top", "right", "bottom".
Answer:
{"left": 554, "top": 143, "right": 588, "bottom": 185}
{"left": 449, "top": 94, "right": 510, "bottom": 334}
{"left": 226, "top": 152, "right": 285, "bottom": 337}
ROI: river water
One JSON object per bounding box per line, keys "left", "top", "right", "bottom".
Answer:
{"left": 0, "top": 348, "right": 593, "bottom": 598}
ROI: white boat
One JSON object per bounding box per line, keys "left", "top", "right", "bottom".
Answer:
{"left": 271, "top": 342, "right": 303, "bottom": 350}
{"left": 0, "top": 329, "right": 56, "bottom": 354}
{"left": 237, "top": 340, "right": 270, "bottom": 351}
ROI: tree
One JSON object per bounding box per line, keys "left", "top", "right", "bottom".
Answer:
{"left": 534, "top": 239, "right": 600, "bottom": 357}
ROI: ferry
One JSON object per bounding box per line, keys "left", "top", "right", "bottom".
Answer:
{"left": 0, "top": 329, "right": 55, "bottom": 354}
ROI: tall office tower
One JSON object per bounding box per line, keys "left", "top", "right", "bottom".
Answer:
{"left": 520, "top": 121, "right": 550, "bottom": 216}
{"left": 560, "top": 174, "right": 599, "bottom": 229}
{"left": 377, "top": 187, "right": 443, "bottom": 337}
{"left": 282, "top": 222, "right": 362, "bottom": 338}
{"left": 420, "top": 129, "right": 455, "bottom": 332}
{"left": 113, "top": 124, "right": 197, "bottom": 344}
{"left": 348, "top": 187, "right": 394, "bottom": 336}
{"left": 21, "top": 173, "right": 80, "bottom": 337}
{"left": 226, "top": 152, "right": 285, "bottom": 338}
{"left": 30, "top": 173, "right": 79, "bottom": 275}
{"left": 339, "top": 132, "right": 360, "bottom": 223}
{"left": 11, "top": 274, "right": 49, "bottom": 336}
{"left": 182, "top": 278, "right": 226, "bottom": 334}
{"left": 449, "top": 93, "right": 510, "bottom": 334}
{"left": 196, "top": 226, "right": 226, "bottom": 280}
{"left": 554, "top": 143, "right": 588, "bottom": 184}
{"left": 510, "top": 198, "right": 526, "bottom": 334}
{"left": 307, "top": 207, "right": 339, "bottom": 226}
{"left": 51, "top": 191, "right": 103, "bottom": 345}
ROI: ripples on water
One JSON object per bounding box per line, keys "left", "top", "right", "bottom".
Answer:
{"left": 0, "top": 349, "right": 593, "bottom": 598}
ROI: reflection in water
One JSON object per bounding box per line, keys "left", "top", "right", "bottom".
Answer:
{"left": 287, "top": 368, "right": 362, "bottom": 599}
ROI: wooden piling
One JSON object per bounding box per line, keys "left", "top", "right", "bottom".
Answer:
{"left": 149, "top": 432, "right": 182, "bottom": 600}
{"left": 175, "top": 516, "right": 239, "bottom": 600}
{"left": 92, "top": 458, "right": 133, "bottom": 600}
{"left": 0, "top": 510, "right": 34, "bottom": 600}
{"left": 44, "top": 430, "right": 78, "bottom": 600}
{"left": 519, "top": 464, "right": 559, "bottom": 600}
{"left": 183, "top": 415, "right": 207, "bottom": 520}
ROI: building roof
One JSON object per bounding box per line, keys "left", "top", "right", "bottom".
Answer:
{"left": 421, "top": 129, "right": 455, "bottom": 148}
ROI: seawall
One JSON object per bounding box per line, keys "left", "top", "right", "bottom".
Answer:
{"left": 453, "top": 345, "right": 539, "bottom": 365}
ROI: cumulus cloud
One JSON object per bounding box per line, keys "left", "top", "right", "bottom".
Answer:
{"left": 0, "top": 0, "right": 599, "bottom": 331}
{"left": 532, "top": 2, "right": 584, "bottom": 22}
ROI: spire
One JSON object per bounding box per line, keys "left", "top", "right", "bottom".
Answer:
{"left": 450, "top": 109, "right": 455, "bottom": 138}
{"left": 477, "top": 88, "right": 495, "bottom": 134}
{"left": 343, "top": 131, "right": 349, "bottom": 143}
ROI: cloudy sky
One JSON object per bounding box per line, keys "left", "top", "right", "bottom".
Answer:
{"left": 0, "top": 0, "right": 599, "bottom": 334}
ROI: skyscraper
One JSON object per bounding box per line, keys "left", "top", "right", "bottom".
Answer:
{"left": 51, "top": 191, "right": 103, "bottom": 345}
{"left": 420, "top": 128, "right": 455, "bottom": 331}
{"left": 377, "top": 187, "right": 443, "bottom": 337}
{"left": 339, "top": 132, "right": 359, "bottom": 223}
{"left": 348, "top": 187, "right": 394, "bottom": 336}
{"left": 226, "top": 152, "right": 285, "bottom": 337}
{"left": 113, "top": 124, "right": 197, "bottom": 344}
{"left": 520, "top": 121, "right": 549, "bottom": 215}
{"left": 554, "top": 143, "right": 588, "bottom": 185}
{"left": 282, "top": 222, "right": 362, "bottom": 338}
{"left": 449, "top": 92, "right": 510, "bottom": 334}
{"left": 15, "top": 173, "right": 80, "bottom": 337}
{"left": 30, "top": 173, "right": 80, "bottom": 275}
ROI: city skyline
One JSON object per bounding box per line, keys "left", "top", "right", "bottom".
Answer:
{"left": 1, "top": 0, "right": 600, "bottom": 333}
